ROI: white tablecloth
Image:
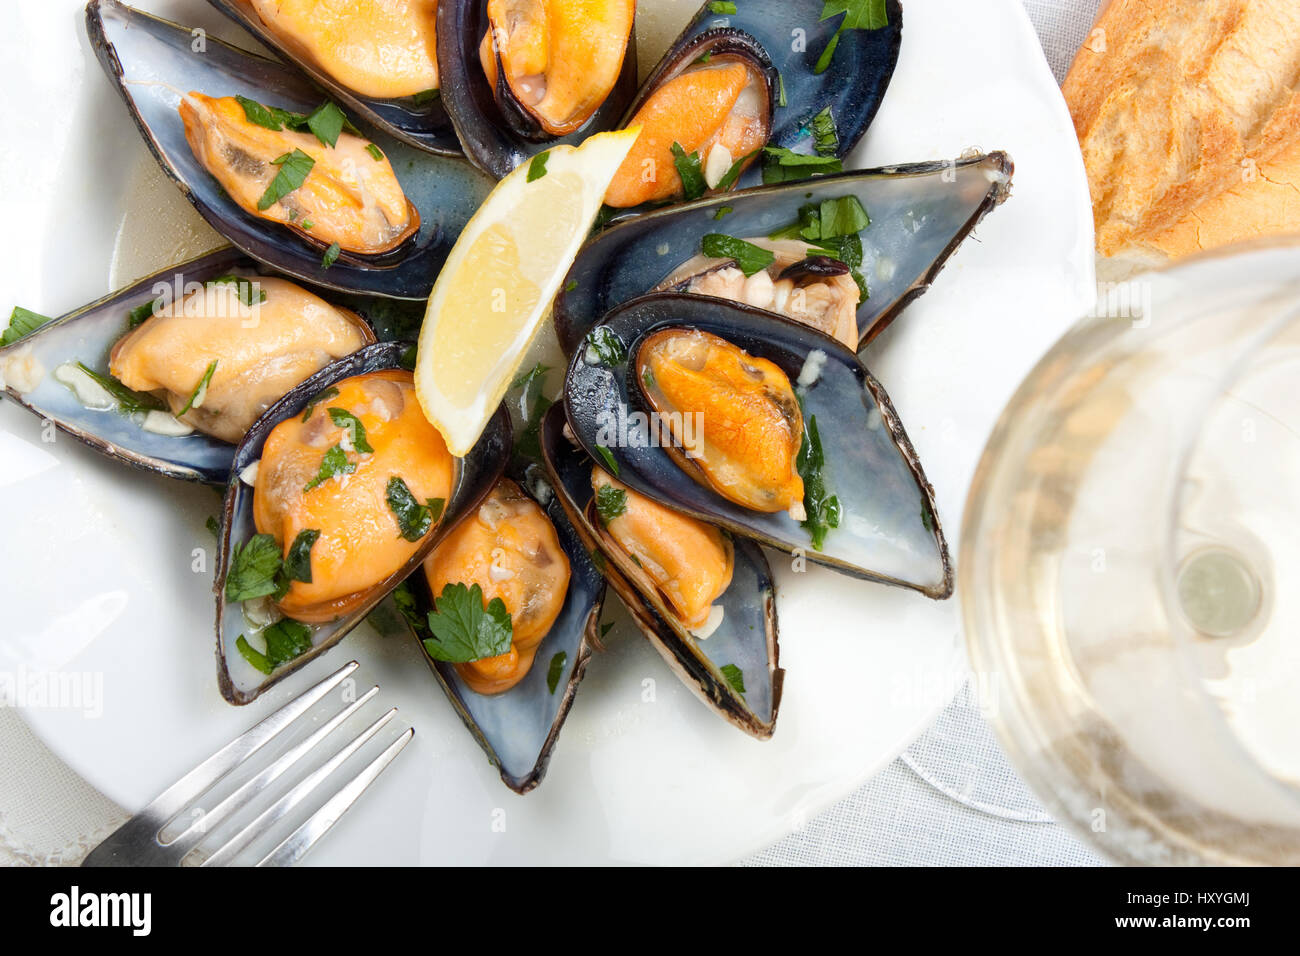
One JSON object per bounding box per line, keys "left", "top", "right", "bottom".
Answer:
{"left": 0, "top": 0, "right": 1109, "bottom": 867}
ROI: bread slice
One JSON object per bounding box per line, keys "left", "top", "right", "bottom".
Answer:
{"left": 1064, "top": 0, "right": 1300, "bottom": 257}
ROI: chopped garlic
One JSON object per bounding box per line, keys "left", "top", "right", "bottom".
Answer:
{"left": 796, "top": 349, "right": 827, "bottom": 388}
{"left": 239, "top": 459, "right": 260, "bottom": 487}
{"left": 141, "top": 411, "right": 195, "bottom": 436}
{"left": 703, "top": 143, "right": 734, "bottom": 190}
{"left": 3, "top": 346, "right": 46, "bottom": 394}
{"left": 690, "top": 605, "right": 725, "bottom": 640}
{"left": 53, "top": 362, "right": 115, "bottom": 410}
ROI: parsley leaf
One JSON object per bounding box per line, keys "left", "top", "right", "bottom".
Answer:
{"left": 584, "top": 326, "right": 625, "bottom": 365}
{"left": 283, "top": 528, "right": 319, "bottom": 584}
{"left": 709, "top": 1, "right": 737, "bottom": 11}
{"left": 74, "top": 363, "right": 166, "bottom": 414}
{"left": 701, "top": 234, "right": 776, "bottom": 277}
{"left": 796, "top": 410, "right": 841, "bottom": 550}
{"left": 225, "top": 533, "right": 286, "bottom": 602}
{"left": 392, "top": 580, "right": 430, "bottom": 638}
{"left": 595, "top": 483, "right": 627, "bottom": 526}
{"left": 327, "top": 407, "right": 374, "bottom": 453}
{"left": 546, "top": 651, "right": 568, "bottom": 694}
{"left": 760, "top": 147, "right": 842, "bottom": 184}
{"left": 177, "top": 360, "right": 217, "bottom": 416}
{"left": 713, "top": 205, "right": 733, "bottom": 220}
{"left": 127, "top": 298, "right": 162, "bottom": 328}
{"left": 321, "top": 242, "right": 342, "bottom": 270}
{"left": 423, "top": 582, "right": 513, "bottom": 663}
{"left": 385, "top": 476, "right": 442, "bottom": 541}
{"left": 304, "top": 444, "right": 355, "bottom": 492}
{"left": 527, "top": 151, "right": 549, "bottom": 182}
{"left": 595, "top": 443, "right": 620, "bottom": 476}
{"left": 237, "top": 618, "right": 313, "bottom": 675}
{"left": 721, "top": 663, "right": 747, "bottom": 694}
{"left": 300, "top": 386, "right": 339, "bottom": 422}
{"left": 306, "top": 101, "right": 348, "bottom": 148}
{"left": 365, "top": 143, "right": 385, "bottom": 161}
{"left": 2, "top": 306, "right": 52, "bottom": 347}
{"left": 670, "top": 142, "right": 708, "bottom": 201}
{"left": 815, "top": 0, "right": 890, "bottom": 74}
{"left": 258, "top": 149, "right": 316, "bottom": 211}
{"left": 207, "top": 275, "right": 267, "bottom": 306}
{"left": 510, "top": 363, "right": 553, "bottom": 466}
{"left": 810, "top": 106, "right": 839, "bottom": 156}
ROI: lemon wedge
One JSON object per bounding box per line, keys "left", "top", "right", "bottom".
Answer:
{"left": 414, "top": 128, "right": 640, "bottom": 456}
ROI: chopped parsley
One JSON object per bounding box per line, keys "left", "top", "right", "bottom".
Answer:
{"left": 715, "top": 149, "right": 758, "bottom": 192}
{"left": 563, "top": 279, "right": 578, "bottom": 293}
{"left": 701, "top": 234, "right": 775, "bottom": 277}
{"left": 527, "top": 151, "right": 549, "bottom": 182}
{"left": 584, "top": 326, "right": 625, "bottom": 365}
{"left": 305, "top": 101, "right": 349, "bottom": 148}
{"left": 815, "top": 0, "right": 890, "bottom": 74}
{"left": 385, "top": 475, "right": 443, "bottom": 541}
{"left": 176, "top": 360, "right": 217, "bottom": 416}
{"left": 235, "top": 95, "right": 359, "bottom": 148}
{"left": 392, "top": 580, "right": 430, "bottom": 638}
{"left": 74, "top": 363, "right": 166, "bottom": 414}
{"left": 237, "top": 618, "right": 313, "bottom": 675}
{"left": 670, "top": 142, "right": 708, "bottom": 201}
{"left": 709, "top": 0, "right": 737, "bottom": 12}
{"left": 127, "top": 298, "right": 162, "bottom": 328}
{"left": 300, "top": 386, "right": 339, "bottom": 422}
{"left": 760, "top": 146, "right": 842, "bottom": 184}
{"left": 721, "top": 663, "right": 747, "bottom": 694}
{"left": 207, "top": 275, "right": 267, "bottom": 306}
{"left": 205, "top": 515, "right": 220, "bottom": 538}
{"left": 398, "top": 343, "right": 417, "bottom": 371}
{"left": 366, "top": 143, "right": 385, "bottom": 162}
{"left": 768, "top": 197, "right": 872, "bottom": 301}
{"left": 777, "top": 72, "right": 788, "bottom": 108}
{"left": 327, "top": 407, "right": 374, "bottom": 453}
{"left": 225, "top": 532, "right": 288, "bottom": 602}
{"left": 546, "top": 651, "right": 568, "bottom": 694}
{"left": 2, "top": 306, "right": 52, "bottom": 347}
{"left": 320, "top": 242, "right": 342, "bottom": 270}
{"left": 411, "top": 89, "right": 440, "bottom": 106}
{"left": 423, "top": 582, "right": 513, "bottom": 664}
{"left": 713, "top": 205, "right": 733, "bottom": 220}
{"left": 283, "top": 528, "right": 320, "bottom": 583}
{"left": 258, "top": 149, "right": 316, "bottom": 211}
{"left": 810, "top": 106, "right": 839, "bottom": 156}
{"left": 303, "top": 444, "right": 355, "bottom": 492}
{"left": 510, "top": 363, "right": 553, "bottom": 466}
{"left": 595, "top": 483, "right": 627, "bottom": 526}
{"left": 594, "top": 443, "right": 620, "bottom": 476}
{"left": 796, "top": 410, "right": 841, "bottom": 550}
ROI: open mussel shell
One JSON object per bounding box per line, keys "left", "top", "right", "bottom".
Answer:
{"left": 436, "top": 0, "right": 639, "bottom": 178}
{"left": 402, "top": 468, "right": 607, "bottom": 793}
{"left": 556, "top": 153, "right": 1013, "bottom": 354}
{"left": 605, "top": 0, "right": 901, "bottom": 209}
{"left": 540, "top": 405, "right": 782, "bottom": 738}
{"left": 215, "top": 342, "right": 512, "bottom": 705}
{"left": 564, "top": 293, "right": 952, "bottom": 598}
{"left": 87, "top": 0, "right": 493, "bottom": 299}
{"left": 207, "top": 0, "right": 460, "bottom": 156}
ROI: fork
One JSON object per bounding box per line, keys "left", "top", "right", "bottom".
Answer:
{"left": 82, "top": 661, "right": 412, "bottom": 867}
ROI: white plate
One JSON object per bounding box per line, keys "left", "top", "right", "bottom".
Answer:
{"left": 0, "top": 0, "right": 1093, "bottom": 864}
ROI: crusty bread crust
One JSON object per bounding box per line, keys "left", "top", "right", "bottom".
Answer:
{"left": 1064, "top": 0, "right": 1300, "bottom": 257}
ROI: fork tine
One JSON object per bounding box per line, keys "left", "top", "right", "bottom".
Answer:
{"left": 255, "top": 728, "right": 415, "bottom": 867}
{"left": 163, "top": 685, "right": 381, "bottom": 853}
{"left": 200, "top": 707, "right": 399, "bottom": 867}
{"left": 144, "top": 660, "right": 359, "bottom": 823}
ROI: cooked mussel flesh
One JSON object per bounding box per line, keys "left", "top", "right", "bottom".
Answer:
{"left": 654, "top": 239, "right": 861, "bottom": 348}
{"left": 252, "top": 369, "right": 454, "bottom": 623}
{"left": 109, "top": 276, "right": 374, "bottom": 443}
{"left": 249, "top": 0, "right": 441, "bottom": 99}
{"left": 605, "top": 31, "right": 773, "bottom": 208}
{"left": 479, "top": 0, "right": 636, "bottom": 139}
{"left": 423, "top": 478, "right": 571, "bottom": 695}
{"left": 589, "top": 467, "right": 732, "bottom": 635}
{"left": 635, "top": 328, "right": 805, "bottom": 518}
{"left": 179, "top": 93, "right": 420, "bottom": 255}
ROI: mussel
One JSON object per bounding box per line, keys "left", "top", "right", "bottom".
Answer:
{"left": 653, "top": 240, "right": 861, "bottom": 348}
{"left": 604, "top": 29, "right": 775, "bottom": 209}
{"left": 179, "top": 92, "right": 421, "bottom": 257}
{"left": 0, "top": 249, "right": 389, "bottom": 484}
{"left": 215, "top": 342, "right": 511, "bottom": 703}
{"left": 554, "top": 154, "right": 1014, "bottom": 354}
{"left": 110, "top": 274, "right": 375, "bottom": 443}
{"left": 565, "top": 293, "right": 952, "bottom": 597}
{"left": 88, "top": 0, "right": 494, "bottom": 298}
{"left": 479, "top": 0, "right": 636, "bottom": 139}
{"left": 540, "top": 405, "right": 781, "bottom": 737}
{"left": 209, "top": 0, "right": 461, "bottom": 155}
{"left": 410, "top": 474, "right": 607, "bottom": 792}
{"left": 635, "top": 328, "right": 805, "bottom": 517}
{"left": 436, "top": 0, "right": 639, "bottom": 177}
